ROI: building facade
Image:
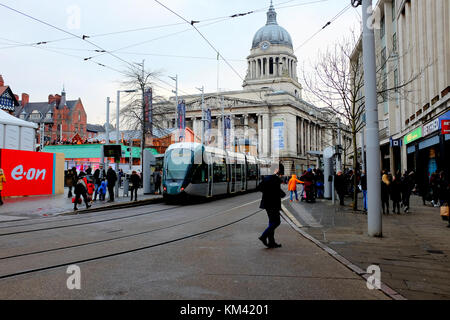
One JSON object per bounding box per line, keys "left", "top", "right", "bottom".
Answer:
{"left": 158, "top": 3, "right": 346, "bottom": 176}
{"left": 14, "top": 88, "right": 88, "bottom": 144}
{"left": 351, "top": 0, "right": 449, "bottom": 183}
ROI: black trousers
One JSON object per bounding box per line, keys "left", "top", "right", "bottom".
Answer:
{"left": 0, "top": 190, "right": 3, "bottom": 204}
{"left": 130, "top": 187, "right": 138, "bottom": 200}
{"left": 74, "top": 192, "right": 88, "bottom": 209}
{"left": 108, "top": 185, "right": 115, "bottom": 201}
{"left": 337, "top": 192, "right": 345, "bottom": 205}
{"left": 261, "top": 209, "right": 281, "bottom": 245}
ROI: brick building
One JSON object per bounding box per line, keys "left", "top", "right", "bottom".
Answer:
{"left": 14, "top": 87, "right": 88, "bottom": 144}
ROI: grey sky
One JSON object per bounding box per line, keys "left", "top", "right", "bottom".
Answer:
{"left": 0, "top": 0, "right": 361, "bottom": 125}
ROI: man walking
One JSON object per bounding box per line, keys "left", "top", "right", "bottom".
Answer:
{"left": 106, "top": 166, "right": 117, "bottom": 202}
{"left": 257, "top": 168, "right": 286, "bottom": 249}
{"left": 129, "top": 170, "right": 141, "bottom": 201}
{"left": 335, "top": 171, "right": 346, "bottom": 206}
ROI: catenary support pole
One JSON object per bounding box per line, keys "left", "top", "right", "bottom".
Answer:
{"left": 105, "top": 97, "right": 110, "bottom": 169}
{"left": 362, "top": 0, "right": 382, "bottom": 237}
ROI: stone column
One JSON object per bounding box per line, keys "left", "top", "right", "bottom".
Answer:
{"left": 257, "top": 114, "right": 262, "bottom": 156}
{"left": 300, "top": 118, "right": 304, "bottom": 155}
{"left": 262, "top": 113, "right": 270, "bottom": 158}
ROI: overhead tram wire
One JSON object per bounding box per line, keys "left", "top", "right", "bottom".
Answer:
{"left": 0, "top": 3, "right": 192, "bottom": 95}
{"left": 294, "top": 3, "right": 351, "bottom": 52}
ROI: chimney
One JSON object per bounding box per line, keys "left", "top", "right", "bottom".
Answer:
{"left": 54, "top": 94, "right": 61, "bottom": 107}
{"left": 0, "top": 74, "right": 4, "bottom": 86}
{"left": 48, "top": 94, "right": 55, "bottom": 104}
{"left": 21, "top": 93, "right": 29, "bottom": 107}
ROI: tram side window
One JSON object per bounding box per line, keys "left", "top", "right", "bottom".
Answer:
{"left": 247, "top": 163, "right": 257, "bottom": 180}
{"left": 213, "top": 157, "right": 227, "bottom": 182}
{"left": 236, "top": 163, "right": 242, "bottom": 181}
{"left": 192, "top": 163, "right": 207, "bottom": 183}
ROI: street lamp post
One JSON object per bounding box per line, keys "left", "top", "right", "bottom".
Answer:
{"left": 352, "top": 0, "right": 382, "bottom": 237}
{"left": 196, "top": 86, "right": 205, "bottom": 145}
{"left": 169, "top": 75, "right": 178, "bottom": 138}
{"left": 116, "top": 89, "right": 137, "bottom": 197}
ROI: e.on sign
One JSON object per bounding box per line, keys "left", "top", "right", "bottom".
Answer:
{"left": 0, "top": 149, "right": 54, "bottom": 197}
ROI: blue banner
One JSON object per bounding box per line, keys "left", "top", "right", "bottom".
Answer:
{"left": 224, "top": 116, "right": 231, "bottom": 147}
{"left": 177, "top": 100, "right": 186, "bottom": 140}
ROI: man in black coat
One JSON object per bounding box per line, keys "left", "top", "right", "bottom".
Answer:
{"left": 129, "top": 171, "right": 141, "bottom": 201}
{"left": 106, "top": 166, "right": 117, "bottom": 202}
{"left": 93, "top": 164, "right": 106, "bottom": 201}
{"left": 257, "top": 168, "right": 286, "bottom": 248}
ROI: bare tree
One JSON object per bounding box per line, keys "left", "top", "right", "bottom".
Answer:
{"left": 118, "top": 65, "right": 174, "bottom": 143}
{"left": 302, "top": 32, "right": 424, "bottom": 210}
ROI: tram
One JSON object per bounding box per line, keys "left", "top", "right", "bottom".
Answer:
{"left": 162, "top": 142, "right": 273, "bottom": 200}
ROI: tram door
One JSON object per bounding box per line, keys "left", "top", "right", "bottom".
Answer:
{"left": 207, "top": 157, "right": 213, "bottom": 197}
{"left": 240, "top": 163, "right": 245, "bottom": 191}
{"left": 230, "top": 163, "right": 236, "bottom": 193}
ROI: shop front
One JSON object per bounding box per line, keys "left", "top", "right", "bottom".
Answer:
{"left": 404, "top": 110, "right": 450, "bottom": 187}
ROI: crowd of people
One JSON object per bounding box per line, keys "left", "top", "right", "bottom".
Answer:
{"left": 66, "top": 165, "right": 146, "bottom": 211}
{"left": 286, "top": 168, "right": 325, "bottom": 203}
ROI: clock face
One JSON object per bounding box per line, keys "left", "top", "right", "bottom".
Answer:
{"left": 260, "top": 41, "right": 270, "bottom": 51}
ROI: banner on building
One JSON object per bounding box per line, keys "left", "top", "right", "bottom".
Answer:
{"left": 272, "top": 119, "right": 285, "bottom": 150}
{"left": 143, "top": 88, "right": 153, "bottom": 147}
{"left": 205, "top": 109, "right": 211, "bottom": 144}
{"left": 224, "top": 115, "right": 231, "bottom": 148}
{"left": 177, "top": 100, "right": 186, "bottom": 141}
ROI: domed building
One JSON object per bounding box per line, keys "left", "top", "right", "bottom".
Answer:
{"left": 158, "top": 2, "right": 345, "bottom": 175}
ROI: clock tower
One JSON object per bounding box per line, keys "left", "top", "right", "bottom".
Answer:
{"left": 243, "top": 1, "right": 302, "bottom": 98}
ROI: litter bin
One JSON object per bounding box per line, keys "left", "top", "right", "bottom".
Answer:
{"left": 123, "top": 173, "right": 130, "bottom": 197}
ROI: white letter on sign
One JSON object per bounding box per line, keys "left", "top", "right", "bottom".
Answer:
{"left": 11, "top": 165, "right": 24, "bottom": 180}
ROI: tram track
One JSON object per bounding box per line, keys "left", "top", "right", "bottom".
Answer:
{"left": 0, "top": 205, "right": 178, "bottom": 237}
{"left": 0, "top": 202, "right": 262, "bottom": 280}
{"left": 0, "top": 199, "right": 260, "bottom": 260}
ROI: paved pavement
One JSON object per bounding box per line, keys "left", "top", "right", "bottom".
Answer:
{"left": 0, "top": 187, "right": 162, "bottom": 221}
{"left": 282, "top": 186, "right": 450, "bottom": 300}
{"left": 0, "top": 191, "right": 388, "bottom": 300}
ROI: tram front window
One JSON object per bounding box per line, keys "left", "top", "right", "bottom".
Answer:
{"left": 165, "top": 148, "right": 192, "bottom": 180}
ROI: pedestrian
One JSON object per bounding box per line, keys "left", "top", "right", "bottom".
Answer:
{"left": 73, "top": 172, "right": 91, "bottom": 211}
{"left": 118, "top": 169, "right": 124, "bottom": 188}
{"left": 66, "top": 167, "right": 78, "bottom": 198}
{"left": 401, "top": 171, "right": 413, "bottom": 213}
{"left": 438, "top": 171, "right": 448, "bottom": 207}
{"left": 390, "top": 173, "right": 402, "bottom": 214}
{"left": 86, "top": 166, "right": 92, "bottom": 176}
{"left": 288, "top": 174, "right": 302, "bottom": 202}
{"left": 316, "top": 169, "right": 324, "bottom": 199}
{"left": 98, "top": 178, "right": 107, "bottom": 201}
{"left": 106, "top": 166, "right": 117, "bottom": 202}
{"left": 154, "top": 170, "right": 162, "bottom": 194}
{"left": 381, "top": 170, "right": 390, "bottom": 214}
{"left": 360, "top": 170, "right": 368, "bottom": 212}
{"left": 334, "top": 171, "right": 346, "bottom": 206}
{"left": 0, "top": 168, "right": 6, "bottom": 205}
{"left": 257, "top": 167, "right": 286, "bottom": 248}
{"left": 300, "top": 168, "right": 315, "bottom": 202}
{"left": 93, "top": 164, "right": 106, "bottom": 201}
{"left": 129, "top": 170, "right": 141, "bottom": 201}
{"left": 430, "top": 171, "right": 441, "bottom": 207}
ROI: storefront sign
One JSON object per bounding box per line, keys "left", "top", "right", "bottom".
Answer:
{"left": 404, "top": 127, "right": 422, "bottom": 145}
{"left": 423, "top": 118, "right": 440, "bottom": 137}
{"left": 442, "top": 120, "right": 450, "bottom": 134}
{"left": 0, "top": 149, "right": 55, "bottom": 197}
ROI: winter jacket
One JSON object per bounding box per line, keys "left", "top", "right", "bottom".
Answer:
{"left": 288, "top": 175, "right": 302, "bottom": 191}
{"left": 257, "top": 174, "right": 286, "bottom": 210}
{"left": 0, "top": 174, "right": 6, "bottom": 191}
